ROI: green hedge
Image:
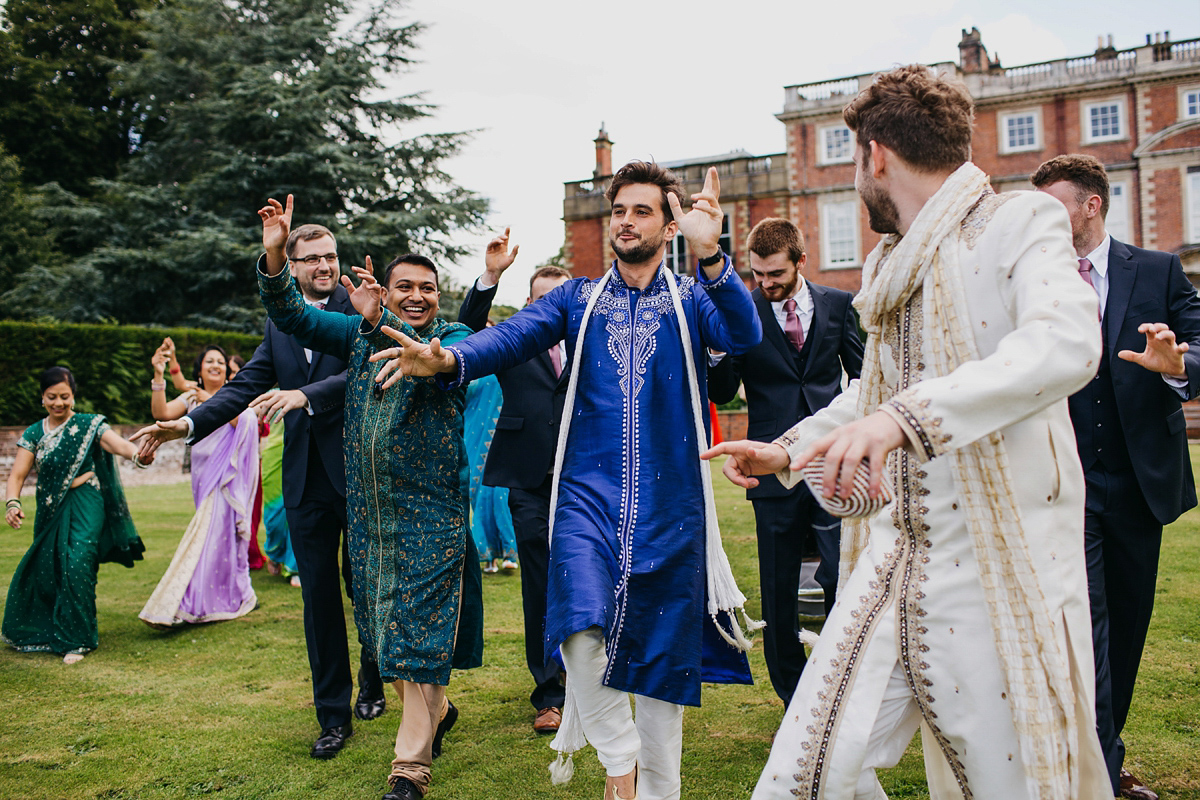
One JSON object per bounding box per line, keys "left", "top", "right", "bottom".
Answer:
{"left": 0, "top": 321, "right": 262, "bottom": 427}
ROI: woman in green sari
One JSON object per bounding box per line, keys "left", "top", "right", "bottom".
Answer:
{"left": 3, "top": 366, "right": 149, "bottom": 664}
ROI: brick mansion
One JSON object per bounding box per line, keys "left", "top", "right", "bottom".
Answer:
{"left": 561, "top": 29, "right": 1200, "bottom": 292}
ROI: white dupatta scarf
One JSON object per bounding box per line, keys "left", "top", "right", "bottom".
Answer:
{"left": 547, "top": 264, "right": 761, "bottom": 783}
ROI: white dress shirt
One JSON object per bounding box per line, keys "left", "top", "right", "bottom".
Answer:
{"left": 1083, "top": 233, "right": 1188, "bottom": 395}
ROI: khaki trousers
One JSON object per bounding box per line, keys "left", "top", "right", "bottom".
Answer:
{"left": 389, "top": 680, "right": 448, "bottom": 794}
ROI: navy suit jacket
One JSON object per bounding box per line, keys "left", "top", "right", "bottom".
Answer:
{"left": 709, "top": 283, "right": 864, "bottom": 499}
{"left": 188, "top": 284, "right": 352, "bottom": 508}
{"left": 458, "top": 282, "right": 569, "bottom": 490}
{"left": 1069, "top": 238, "right": 1200, "bottom": 525}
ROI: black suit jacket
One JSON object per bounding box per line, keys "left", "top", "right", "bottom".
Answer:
{"left": 1069, "top": 238, "right": 1200, "bottom": 525}
{"left": 709, "top": 283, "right": 864, "bottom": 498}
{"left": 188, "top": 284, "right": 352, "bottom": 508}
{"left": 458, "top": 281, "right": 569, "bottom": 489}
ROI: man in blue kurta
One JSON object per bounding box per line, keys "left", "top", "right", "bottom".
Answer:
{"left": 371, "top": 162, "right": 762, "bottom": 800}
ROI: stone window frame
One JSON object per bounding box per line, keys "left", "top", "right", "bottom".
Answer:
{"left": 820, "top": 194, "right": 860, "bottom": 269}
{"left": 997, "top": 107, "right": 1043, "bottom": 154}
{"left": 1180, "top": 85, "right": 1200, "bottom": 120}
{"left": 1081, "top": 96, "right": 1127, "bottom": 144}
{"left": 817, "top": 123, "right": 854, "bottom": 165}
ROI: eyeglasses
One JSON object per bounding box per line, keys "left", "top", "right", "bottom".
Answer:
{"left": 290, "top": 253, "right": 339, "bottom": 266}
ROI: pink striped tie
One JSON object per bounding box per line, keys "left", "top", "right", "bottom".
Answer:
{"left": 784, "top": 298, "right": 805, "bottom": 352}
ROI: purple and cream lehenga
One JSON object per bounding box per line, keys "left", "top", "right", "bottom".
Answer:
{"left": 139, "top": 402, "right": 258, "bottom": 627}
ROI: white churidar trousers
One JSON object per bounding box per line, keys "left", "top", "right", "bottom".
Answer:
{"left": 560, "top": 627, "right": 685, "bottom": 800}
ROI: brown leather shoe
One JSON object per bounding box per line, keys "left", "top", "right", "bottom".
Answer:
{"left": 533, "top": 706, "right": 562, "bottom": 735}
{"left": 1120, "top": 768, "right": 1159, "bottom": 800}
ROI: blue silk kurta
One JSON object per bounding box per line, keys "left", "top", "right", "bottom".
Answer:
{"left": 258, "top": 261, "right": 484, "bottom": 686}
{"left": 443, "top": 257, "right": 761, "bottom": 706}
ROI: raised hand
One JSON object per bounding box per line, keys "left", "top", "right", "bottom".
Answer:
{"left": 257, "top": 194, "right": 294, "bottom": 276}
{"left": 368, "top": 326, "right": 457, "bottom": 389}
{"left": 1118, "top": 322, "right": 1189, "bottom": 377}
{"left": 484, "top": 227, "right": 519, "bottom": 284}
{"left": 700, "top": 440, "right": 791, "bottom": 489}
{"left": 667, "top": 166, "right": 723, "bottom": 266}
{"left": 130, "top": 419, "right": 190, "bottom": 461}
{"left": 343, "top": 259, "right": 385, "bottom": 325}
{"left": 152, "top": 340, "right": 172, "bottom": 376}
{"left": 249, "top": 389, "right": 309, "bottom": 425}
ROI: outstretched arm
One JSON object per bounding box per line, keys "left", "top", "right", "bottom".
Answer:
{"left": 99, "top": 428, "right": 152, "bottom": 465}
{"left": 130, "top": 419, "right": 189, "bottom": 462}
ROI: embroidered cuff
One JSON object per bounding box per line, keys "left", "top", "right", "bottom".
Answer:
{"left": 882, "top": 391, "right": 950, "bottom": 463}
{"left": 435, "top": 345, "right": 469, "bottom": 390}
{"left": 694, "top": 252, "right": 736, "bottom": 289}
{"left": 256, "top": 254, "right": 294, "bottom": 296}
{"left": 361, "top": 308, "right": 402, "bottom": 349}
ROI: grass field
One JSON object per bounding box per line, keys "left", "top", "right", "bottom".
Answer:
{"left": 0, "top": 456, "right": 1197, "bottom": 799}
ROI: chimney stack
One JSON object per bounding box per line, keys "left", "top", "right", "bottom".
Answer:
{"left": 958, "top": 27, "right": 989, "bottom": 73}
{"left": 594, "top": 125, "right": 613, "bottom": 179}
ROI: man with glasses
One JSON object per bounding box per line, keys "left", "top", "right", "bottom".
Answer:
{"left": 133, "top": 222, "right": 386, "bottom": 760}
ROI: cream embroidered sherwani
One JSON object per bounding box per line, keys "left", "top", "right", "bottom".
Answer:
{"left": 754, "top": 190, "right": 1112, "bottom": 799}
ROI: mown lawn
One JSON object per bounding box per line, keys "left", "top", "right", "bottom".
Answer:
{"left": 0, "top": 456, "right": 1196, "bottom": 799}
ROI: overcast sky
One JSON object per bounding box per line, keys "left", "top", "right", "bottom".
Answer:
{"left": 390, "top": 0, "right": 1195, "bottom": 304}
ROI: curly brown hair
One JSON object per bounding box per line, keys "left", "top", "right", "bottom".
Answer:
{"left": 842, "top": 64, "right": 974, "bottom": 173}
{"left": 747, "top": 218, "right": 805, "bottom": 263}
{"left": 604, "top": 160, "right": 686, "bottom": 221}
{"left": 1030, "top": 154, "right": 1111, "bottom": 219}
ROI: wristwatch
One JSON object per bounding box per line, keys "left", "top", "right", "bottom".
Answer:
{"left": 697, "top": 248, "right": 724, "bottom": 268}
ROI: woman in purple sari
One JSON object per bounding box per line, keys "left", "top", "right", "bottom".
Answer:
{"left": 139, "top": 344, "right": 258, "bottom": 627}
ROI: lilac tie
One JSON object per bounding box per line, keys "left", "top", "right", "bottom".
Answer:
{"left": 548, "top": 344, "right": 562, "bottom": 378}
{"left": 1078, "top": 258, "right": 1102, "bottom": 320}
{"left": 1077, "top": 258, "right": 1095, "bottom": 290}
{"left": 784, "top": 298, "right": 805, "bottom": 352}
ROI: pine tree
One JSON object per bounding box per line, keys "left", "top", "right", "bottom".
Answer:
{"left": 9, "top": 0, "right": 487, "bottom": 330}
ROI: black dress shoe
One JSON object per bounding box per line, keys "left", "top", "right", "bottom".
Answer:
{"left": 355, "top": 686, "right": 387, "bottom": 720}
{"left": 382, "top": 777, "right": 421, "bottom": 800}
{"left": 431, "top": 700, "right": 458, "bottom": 759}
{"left": 310, "top": 723, "right": 352, "bottom": 759}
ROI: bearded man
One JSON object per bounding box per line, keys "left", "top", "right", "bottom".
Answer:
{"left": 706, "top": 65, "right": 1111, "bottom": 799}
{"left": 370, "top": 161, "right": 762, "bottom": 800}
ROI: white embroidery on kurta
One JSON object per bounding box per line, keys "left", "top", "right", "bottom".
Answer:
{"left": 585, "top": 268, "right": 688, "bottom": 678}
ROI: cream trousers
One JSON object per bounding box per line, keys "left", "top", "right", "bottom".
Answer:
{"left": 561, "top": 627, "right": 685, "bottom": 800}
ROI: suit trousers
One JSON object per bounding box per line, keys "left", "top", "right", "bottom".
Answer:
{"left": 285, "top": 441, "right": 374, "bottom": 731}
{"left": 508, "top": 475, "right": 566, "bottom": 711}
{"left": 1083, "top": 465, "right": 1163, "bottom": 791}
{"left": 751, "top": 487, "right": 841, "bottom": 706}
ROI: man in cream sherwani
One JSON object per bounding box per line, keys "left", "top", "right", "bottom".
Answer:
{"left": 705, "top": 64, "right": 1112, "bottom": 800}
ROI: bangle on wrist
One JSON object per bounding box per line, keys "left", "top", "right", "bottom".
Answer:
{"left": 151, "top": 380, "right": 167, "bottom": 391}
{"left": 6, "top": 498, "right": 21, "bottom": 508}
{"left": 132, "top": 454, "right": 148, "bottom": 470}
